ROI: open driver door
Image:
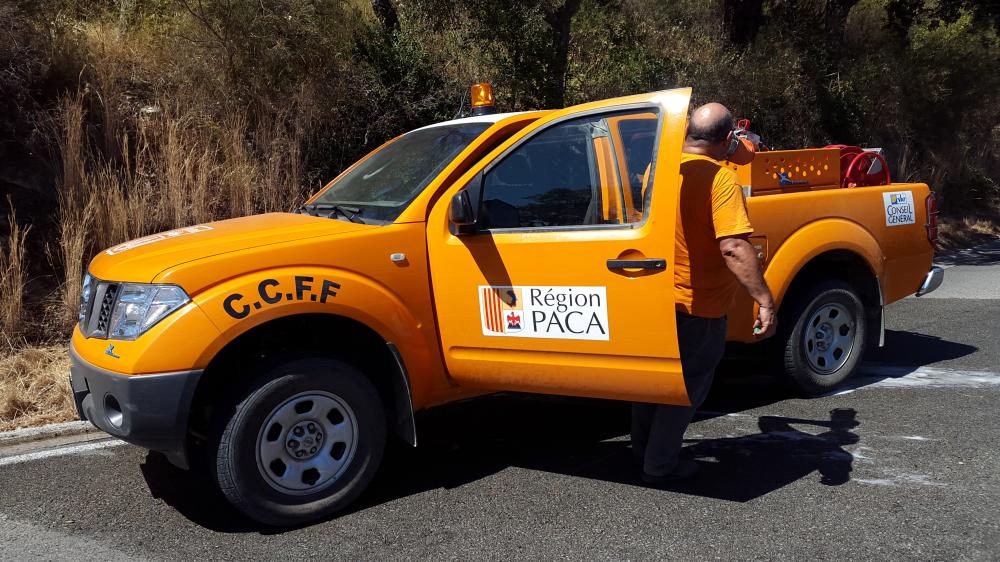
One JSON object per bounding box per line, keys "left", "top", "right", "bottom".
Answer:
{"left": 426, "top": 89, "right": 692, "bottom": 405}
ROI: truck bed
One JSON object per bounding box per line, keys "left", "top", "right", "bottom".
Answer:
{"left": 725, "top": 180, "right": 934, "bottom": 342}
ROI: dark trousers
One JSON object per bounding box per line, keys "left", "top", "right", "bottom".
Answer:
{"left": 631, "top": 311, "right": 728, "bottom": 476}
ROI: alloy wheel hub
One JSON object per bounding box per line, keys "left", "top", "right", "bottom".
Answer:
{"left": 255, "top": 390, "right": 358, "bottom": 495}
{"left": 803, "top": 302, "right": 856, "bottom": 374}
{"left": 285, "top": 420, "right": 324, "bottom": 460}
{"left": 815, "top": 323, "right": 833, "bottom": 351}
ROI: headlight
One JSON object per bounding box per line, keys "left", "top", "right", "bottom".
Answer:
{"left": 107, "top": 283, "right": 190, "bottom": 340}
{"left": 79, "top": 273, "right": 94, "bottom": 323}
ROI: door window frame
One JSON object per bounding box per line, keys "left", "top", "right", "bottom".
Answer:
{"left": 470, "top": 103, "right": 665, "bottom": 235}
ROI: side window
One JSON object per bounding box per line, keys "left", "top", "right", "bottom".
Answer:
{"left": 608, "top": 113, "right": 659, "bottom": 221}
{"left": 480, "top": 109, "right": 660, "bottom": 229}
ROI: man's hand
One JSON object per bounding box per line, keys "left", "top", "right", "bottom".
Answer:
{"left": 753, "top": 304, "right": 776, "bottom": 339}
{"left": 719, "top": 236, "right": 777, "bottom": 339}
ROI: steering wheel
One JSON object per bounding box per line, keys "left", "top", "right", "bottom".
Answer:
{"left": 842, "top": 151, "right": 891, "bottom": 188}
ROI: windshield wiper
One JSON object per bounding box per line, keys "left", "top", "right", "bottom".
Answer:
{"left": 298, "top": 203, "right": 365, "bottom": 224}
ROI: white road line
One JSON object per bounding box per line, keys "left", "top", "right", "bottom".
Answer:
{"left": 854, "top": 472, "right": 945, "bottom": 487}
{"left": 824, "top": 365, "right": 1000, "bottom": 395}
{"left": 860, "top": 366, "right": 1000, "bottom": 388}
{"left": 0, "top": 439, "right": 127, "bottom": 467}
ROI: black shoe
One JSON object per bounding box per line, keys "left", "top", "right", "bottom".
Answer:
{"left": 642, "top": 459, "right": 700, "bottom": 485}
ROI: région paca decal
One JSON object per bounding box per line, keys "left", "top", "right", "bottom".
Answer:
{"left": 479, "top": 285, "right": 609, "bottom": 341}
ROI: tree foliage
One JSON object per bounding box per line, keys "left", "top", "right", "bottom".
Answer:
{"left": 1, "top": 0, "right": 998, "bottom": 217}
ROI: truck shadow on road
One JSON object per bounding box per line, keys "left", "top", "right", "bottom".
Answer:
{"left": 363, "top": 397, "right": 861, "bottom": 507}
{"left": 138, "top": 394, "right": 859, "bottom": 533}
{"left": 140, "top": 453, "right": 263, "bottom": 533}
{"left": 869, "top": 329, "right": 978, "bottom": 370}
{"left": 138, "top": 325, "right": 970, "bottom": 533}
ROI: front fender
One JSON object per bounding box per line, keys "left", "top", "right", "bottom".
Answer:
{"left": 73, "top": 266, "right": 429, "bottom": 380}
{"left": 71, "top": 301, "right": 221, "bottom": 375}
{"left": 192, "top": 267, "right": 430, "bottom": 371}
{"left": 766, "top": 218, "right": 884, "bottom": 306}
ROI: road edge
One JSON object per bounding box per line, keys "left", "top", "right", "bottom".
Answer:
{"left": 0, "top": 420, "right": 101, "bottom": 447}
{"left": 933, "top": 237, "right": 1000, "bottom": 269}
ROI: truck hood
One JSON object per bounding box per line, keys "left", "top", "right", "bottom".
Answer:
{"left": 88, "top": 213, "right": 370, "bottom": 283}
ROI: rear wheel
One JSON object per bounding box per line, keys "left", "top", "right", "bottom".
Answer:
{"left": 780, "top": 280, "right": 867, "bottom": 395}
{"left": 211, "top": 357, "right": 386, "bottom": 527}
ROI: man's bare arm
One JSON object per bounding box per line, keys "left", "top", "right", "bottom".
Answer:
{"left": 719, "top": 236, "right": 776, "bottom": 338}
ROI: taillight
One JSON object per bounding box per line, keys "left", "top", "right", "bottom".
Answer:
{"left": 925, "top": 192, "right": 939, "bottom": 249}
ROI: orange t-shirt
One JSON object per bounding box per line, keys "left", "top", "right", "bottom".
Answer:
{"left": 674, "top": 153, "right": 754, "bottom": 318}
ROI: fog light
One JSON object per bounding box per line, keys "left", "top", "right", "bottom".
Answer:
{"left": 104, "top": 394, "right": 124, "bottom": 429}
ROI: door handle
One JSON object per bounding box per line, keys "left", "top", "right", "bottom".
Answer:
{"left": 607, "top": 258, "right": 666, "bottom": 270}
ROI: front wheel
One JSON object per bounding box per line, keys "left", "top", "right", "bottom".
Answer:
{"left": 780, "top": 280, "right": 867, "bottom": 395}
{"left": 211, "top": 357, "right": 386, "bottom": 527}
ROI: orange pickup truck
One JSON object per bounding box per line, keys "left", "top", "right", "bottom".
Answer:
{"left": 70, "top": 87, "right": 941, "bottom": 525}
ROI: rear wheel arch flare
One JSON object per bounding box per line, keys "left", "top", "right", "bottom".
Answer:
{"left": 782, "top": 250, "right": 880, "bottom": 311}
{"left": 766, "top": 219, "right": 882, "bottom": 309}
{"left": 188, "top": 313, "right": 416, "bottom": 451}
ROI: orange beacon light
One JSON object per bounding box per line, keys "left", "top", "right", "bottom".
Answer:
{"left": 470, "top": 83, "right": 495, "bottom": 116}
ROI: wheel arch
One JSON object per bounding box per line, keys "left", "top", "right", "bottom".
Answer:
{"left": 775, "top": 249, "right": 883, "bottom": 352}
{"left": 766, "top": 218, "right": 883, "bottom": 309}
{"left": 781, "top": 250, "right": 880, "bottom": 310}
{"left": 187, "top": 313, "right": 417, "bottom": 457}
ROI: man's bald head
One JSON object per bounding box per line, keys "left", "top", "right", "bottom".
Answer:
{"left": 686, "top": 103, "right": 734, "bottom": 145}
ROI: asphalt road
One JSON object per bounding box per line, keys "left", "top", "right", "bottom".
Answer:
{"left": 2, "top": 242, "right": 999, "bottom": 561}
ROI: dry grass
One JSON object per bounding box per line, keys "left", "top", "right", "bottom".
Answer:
{"left": 0, "top": 346, "right": 74, "bottom": 432}
{"left": 53, "top": 93, "right": 92, "bottom": 331}
{"left": 56, "top": 92, "right": 87, "bottom": 207}
{"left": 56, "top": 197, "right": 93, "bottom": 332}
{"left": 0, "top": 18, "right": 317, "bottom": 432}
{"left": 0, "top": 201, "right": 30, "bottom": 341}
{"left": 40, "top": 30, "right": 310, "bottom": 336}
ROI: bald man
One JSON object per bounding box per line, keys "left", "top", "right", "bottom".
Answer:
{"left": 631, "top": 103, "right": 776, "bottom": 484}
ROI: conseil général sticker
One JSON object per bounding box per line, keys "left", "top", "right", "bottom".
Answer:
{"left": 883, "top": 190, "right": 916, "bottom": 226}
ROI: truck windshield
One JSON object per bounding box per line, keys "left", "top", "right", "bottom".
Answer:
{"left": 310, "top": 123, "right": 491, "bottom": 223}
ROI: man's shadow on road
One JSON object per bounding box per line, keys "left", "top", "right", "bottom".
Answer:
{"left": 670, "top": 408, "right": 859, "bottom": 501}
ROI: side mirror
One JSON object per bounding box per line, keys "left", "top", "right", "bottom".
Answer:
{"left": 449, "top": 171, "right": 483, "bottom": 235}
{"left": 449, "top": 190, "right": 476, "bottom": 230}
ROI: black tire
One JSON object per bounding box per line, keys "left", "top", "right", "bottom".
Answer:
{"left": 211, "top": 357, "right": 386, "bottom": 527}
{"left": 779, "top": 280, "right": 867, "bottom": 395}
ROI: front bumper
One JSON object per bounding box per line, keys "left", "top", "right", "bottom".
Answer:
{"left": 70, "top": 344, "right": 202, "bottom": 469}
{"left": 915, "top": 266, "right": 945, "bottom": 297}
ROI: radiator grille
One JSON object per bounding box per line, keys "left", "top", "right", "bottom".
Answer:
{"left": 95, "top": 283, "right": 119, "bottom": 335}
{"left": 79, "top": 278, "right": 124, "bottom": 339}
